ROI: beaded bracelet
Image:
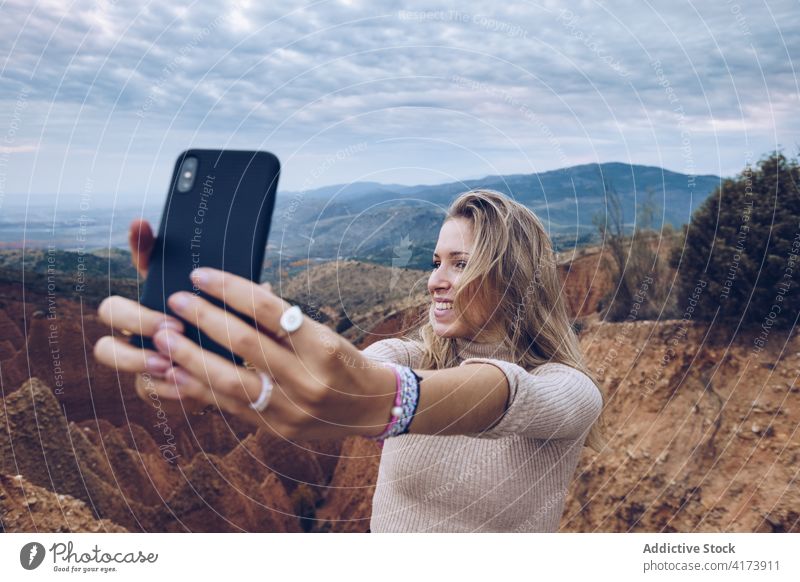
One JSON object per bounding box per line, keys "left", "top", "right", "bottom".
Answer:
{"left": 367, "top": 363, "right": 422, "bottom": 442}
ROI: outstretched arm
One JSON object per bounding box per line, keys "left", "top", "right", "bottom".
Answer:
{"left": 363, "top": 339, "right": 602, "bottom": 441}
{"left": 362, "top": 339, "right": 509, "bottom": 436}
{"left": 405, "top": 364, "right": 511, "bottom": 436}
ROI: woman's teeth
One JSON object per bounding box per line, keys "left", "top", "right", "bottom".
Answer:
{"left": 434, "top": 302, "right": 453, "bottom": 310}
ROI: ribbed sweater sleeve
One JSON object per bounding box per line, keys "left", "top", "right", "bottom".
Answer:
{"left": 361, "top": 338, "right": 416, "bottom": 366}
{"left": 459, "top": 358, "right": 603, "bottom": 441}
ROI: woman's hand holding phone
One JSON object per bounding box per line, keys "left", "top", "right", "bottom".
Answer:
{"left": 131, "top": 265, "right": 396, "bottom": 439}
{"left": 95, "top": 220, "right": 396, "bottom": 438}
{"left": 95, "top": 149, "right": 289, "bottom": 421}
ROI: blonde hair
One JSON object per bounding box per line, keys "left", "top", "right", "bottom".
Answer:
{"left": 409, "top": 189, "right": 609, "bottom": 452}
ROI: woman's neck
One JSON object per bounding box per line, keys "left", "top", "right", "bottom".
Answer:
{"left": 464, "top": 326, "right": 506, "bottom": 344}
{"left": 454, "top": 334, "right": 514, "bottom": 361}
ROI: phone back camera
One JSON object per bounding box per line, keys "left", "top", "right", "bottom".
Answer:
{"left": 177, "top": 156, "right": 198, "bottom": 192}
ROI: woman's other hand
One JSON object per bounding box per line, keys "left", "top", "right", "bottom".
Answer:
{"left": 129, "top": 218, "right": 154, "bottom": 278}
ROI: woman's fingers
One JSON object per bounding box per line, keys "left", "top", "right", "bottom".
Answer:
{"left": 189, "top": 267, "right": 337, "bottom": 354}
{"left": 135, "top": 370, "right": 285, "bottom": 435}
{"left": 161, "top": 366, "right": 257, "bottom": 417}
{"left": 152, "top": 326, "right": 264, "bottom": 405}
{"left": 134, "top": 371, "right": 250, "bottom": 420}
{"left": 165, "top": 290, "right": 295, "bottom": 382}
{"left": 94, "top": 335, "right": 173, "bottom": 375}
{"left": 98, "top": 295, "right": 184, "bottom": 337}
{"left": 151, "top": 330, "right": 290, "bottom": 434}
{"left": 129, "top": 219, "right": 154, "bottom": 278}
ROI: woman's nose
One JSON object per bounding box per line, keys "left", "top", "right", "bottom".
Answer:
{"left": 428, "top": 269, "right": 451, "bottom": 293}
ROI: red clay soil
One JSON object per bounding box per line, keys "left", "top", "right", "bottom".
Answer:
{"left": 0, "top": 473, "right": 128, "bottom": 533}
{"left": 563, "top": 319, "right": 799, "bottom": 533}
{"left": 557, "top": 248, "right": 615, "bottom": 317}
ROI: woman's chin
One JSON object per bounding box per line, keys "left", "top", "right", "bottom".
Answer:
{"left": 432, "top": 321, "right": 464, "bottom": 338}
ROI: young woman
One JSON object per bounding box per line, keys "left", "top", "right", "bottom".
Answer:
{"left": 94, "top": 188, "right": 607, "bottom": 533}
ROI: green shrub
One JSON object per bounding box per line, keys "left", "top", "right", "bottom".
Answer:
{"left": 671, "top": 152, "right": 800, "bottom": 328}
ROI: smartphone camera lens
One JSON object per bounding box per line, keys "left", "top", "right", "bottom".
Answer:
{"left": 177, "top": 156, "right": 198, "bottom": 192}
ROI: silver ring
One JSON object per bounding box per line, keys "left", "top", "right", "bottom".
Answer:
{"left": 279, "top": 305, "right": 304, "bottom": 334}
{"left": 250, "top": 372, "right": 274, "bottom": 412}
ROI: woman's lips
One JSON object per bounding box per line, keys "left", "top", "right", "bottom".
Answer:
{"left": 433, "top": 302, "right": 454, "bottom": 319}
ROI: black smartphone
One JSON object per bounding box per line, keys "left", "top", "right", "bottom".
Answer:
{"left": 129, "top": 149, "right": 280, "bottom": 366}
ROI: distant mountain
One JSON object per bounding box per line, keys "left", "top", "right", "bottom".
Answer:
{"left": 285, "top": 181, "right": 414, "bottom": 200}
{"left": 270, "top": 162, "right": 719, "bottom": 269}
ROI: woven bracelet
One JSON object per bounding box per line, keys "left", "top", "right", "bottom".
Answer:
{"left": 367, "top": 363, "right": 422, "bottom": 441}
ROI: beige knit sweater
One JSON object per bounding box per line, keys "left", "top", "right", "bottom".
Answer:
{"left": 361, "top": 335, "right": 603, "bottom": 533}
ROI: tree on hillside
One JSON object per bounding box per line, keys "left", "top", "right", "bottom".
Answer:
{"left": 671, "top": 151, "right": 800, "bottom": 328}
{"left": 593, "top": 182, "right": 676, "bottom": 321}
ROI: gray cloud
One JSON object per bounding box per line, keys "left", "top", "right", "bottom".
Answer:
{"left": 0, "top": 0, "right": 797, "bottom": 200}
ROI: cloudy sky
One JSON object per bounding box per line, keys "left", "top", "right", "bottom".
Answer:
{"left": 0, "top": 0, "right": 797, "bottom": 205}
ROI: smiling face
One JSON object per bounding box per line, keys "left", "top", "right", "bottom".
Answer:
{"left": 427, "top": 217, "right": 503, "bottom": 342}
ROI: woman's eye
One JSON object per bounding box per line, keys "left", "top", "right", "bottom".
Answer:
{"left": 431, "top": 260, "right": 466, "bottom": 270}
